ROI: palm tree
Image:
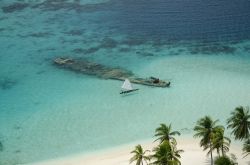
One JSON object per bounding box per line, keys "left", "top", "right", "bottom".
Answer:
{"left": 212, "top": 127, "right": 231, "bottom": 157}
{"left": 227, "top": 106, "right": 250, "bottom": 140}
{"left": 150, "top": 141, "right": 183, "bottom": 165}
{"left": 194, "top": 116, "right": 223, "bottom": 165}
{"left": 130, "top": 144, "right": 150, "bottom": 165}
{"left": 154, "top": 124, "right": 180, "bottom": 145}
{"left": 214, "top": 156, "right": 236, "bottom": 165}
{"left": 243, "top": 139, "right": 250, "bottom": 158}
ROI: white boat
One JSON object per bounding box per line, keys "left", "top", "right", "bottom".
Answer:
{"left": 120, "top": 79, "right": 139, "bottom": 94}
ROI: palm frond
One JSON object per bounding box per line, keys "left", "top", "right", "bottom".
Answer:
{"left": 243, "top": 139, "right": 250, "bottom": 158}
{"left": 227, "top": 106, "right": 250, "bottom": 140}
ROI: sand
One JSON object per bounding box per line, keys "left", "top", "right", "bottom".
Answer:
{"left": 29, "top": 137, "right": 249, "bottom": 165}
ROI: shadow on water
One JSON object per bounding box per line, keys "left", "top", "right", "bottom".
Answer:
{"left": 120, "top": 91, "right": 139, "bottom": 97}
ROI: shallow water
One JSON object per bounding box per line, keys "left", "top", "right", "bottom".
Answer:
{"left": 0, "top": 0, "right": 250, "bottom": 164}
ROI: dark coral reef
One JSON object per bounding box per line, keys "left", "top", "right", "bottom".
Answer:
{"left": 188, "top": 43, "right": 236, "bottom": 55}
{"left": 2, "top": 3, "right": 29, "bottom": 13}
{"left": 31, "top": 0, "right": 112, "bottom": 13}
{"left": 0, "top": 78, "right": 17, "bottom": 90}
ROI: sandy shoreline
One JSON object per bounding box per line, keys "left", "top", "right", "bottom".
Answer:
{"left": 29, "top": 137, "right": 249, "bottom": 165}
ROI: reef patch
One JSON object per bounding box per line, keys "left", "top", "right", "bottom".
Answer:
{"left": 0, "top": 78, "right": 17, "bottom": 90}
{"left": 18, "top": 32, "right": 53, "bottom": 38}
{"left": 2, "top": 3, "right": 29, "bottom": 13}
{"left": 119, "top": 47, "right": 131, "bottom": 52}
{"left": 189, "top": 44, "right": 236, "bottom": 55}
{"left": 0, "top": 141, "right": 3, "bottom": 152}
{"left": 99, "top": 37, "right": 118, "bottom": 49}
{"left": 0, "top": 17, "right": 8, "bottom": 21}
{"left": 121, "top": 37, "right": 147, "bottom": 46}
{"left": 63, "top": 29, "right": 85, "bottom": 36}
{"left": 136, "top": 51, "right": 154, "bottom": 57}
{"left": 243, "top": 45, "right": 250, "bottom": 53}
{"left": 32, "top": 0, "right": 113, "bottom": 13}
{"left": 0, "top": 28, "right": 5, "bottom": 32}
{"left": 29, "top": 32, "right": 53, "bottom": 38}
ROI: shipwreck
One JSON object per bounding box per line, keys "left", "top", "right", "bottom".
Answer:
{"left": 54, "top": 57, "right": 170, "bottom": 87}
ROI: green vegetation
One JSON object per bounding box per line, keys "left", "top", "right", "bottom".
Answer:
{"left": 154, "top": 124, "right": 180, "bottom": 145}
{"left": 227, "top": 106, "right": 250, "bottom": 140}
{"left": 130, "top": 124, "right": 182, "bottom": 165}
{"left": 130, "top": 144, "right": 150, "bottom": 165}
{"left": 192, "top": 106, "right": 250, "bottom": 164}
{"left": 130, "top": 105, "right": 250, "bottom": 165}
{"left": 243, "top": 139, "right": 250, "bottom": 158}
{"left": 151, "top": 141, "right": 183, "bottom": 165}
{"left": 193, "top": 116, "right": 224, "bottom": 165}
{"left": 214, "top": 156, "right": 236, "bottom": 165}
{"left": 227, "top": 106, "right": 250, "bottom": 159}
{"left": 212, "top": 127, "right": 231, "bottom": 157}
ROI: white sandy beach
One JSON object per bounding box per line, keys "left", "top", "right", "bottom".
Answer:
{"left": 30, "top": 137, "right": 249, "bottom": 165}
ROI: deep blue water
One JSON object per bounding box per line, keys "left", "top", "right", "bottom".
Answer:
{"left": 2, "top": 0, "right": 250, "bottom": 43}
{"left": 110, "top": 0, "right": 250, "bottom": 42}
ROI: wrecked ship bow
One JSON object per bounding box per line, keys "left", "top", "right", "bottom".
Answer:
{"left": 54, "top": 57, "right": 170, "bottom": 87}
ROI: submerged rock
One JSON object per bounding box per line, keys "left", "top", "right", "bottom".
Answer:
{"left": 54, "top": 57, "right": 170, "bottom": 87}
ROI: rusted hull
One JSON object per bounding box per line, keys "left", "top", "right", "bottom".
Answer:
{"left": 54, "top": 57, "right": 170, "bottom": 87}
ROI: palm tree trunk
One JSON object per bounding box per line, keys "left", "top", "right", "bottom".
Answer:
{"left": 209, "top": 141, "right": 213, "bottom": 165}
{"left": 221, "top": 145, "right": 224, "bottom": 157}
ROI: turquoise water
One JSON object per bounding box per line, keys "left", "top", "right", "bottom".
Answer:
{"left": 1, "top": 0, "right": 250, "bottom": 164}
